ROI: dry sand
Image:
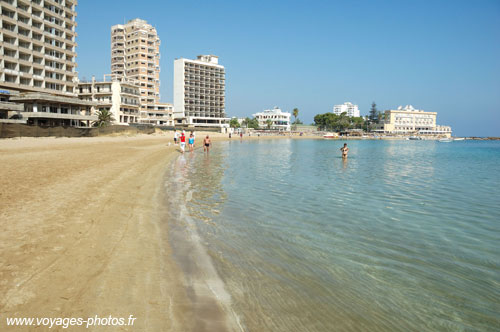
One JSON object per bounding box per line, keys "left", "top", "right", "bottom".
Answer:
{"left": 0, "top": 131, "right": 315, "bottom": 331}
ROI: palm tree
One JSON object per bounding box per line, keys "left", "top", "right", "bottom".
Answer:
{"left": 266, "top": 119, "right": 273, "bottom": 130}
{"left": 293, "top": 108, "right": 299, "bottom": 124}
{"left": 94, "top": 109, "right": 114, "bottom": 127}
{"left": 242, "top": 117, "right": 250, "bottom": 128}
{"left": 292, "top": 108, "right": 299, "bottom": 131}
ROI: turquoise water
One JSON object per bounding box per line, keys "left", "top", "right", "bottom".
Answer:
{"left": 166, "top": 139, "right": 500, "bottom": 331}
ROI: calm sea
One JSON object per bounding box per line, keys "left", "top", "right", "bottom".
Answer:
{"left": 165, "top": 139, "right": 500, "bottom": 332}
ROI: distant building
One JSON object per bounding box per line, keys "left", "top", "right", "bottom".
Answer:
{"left": 78, "top": 75, "right": 141, "bottom": 125}
{"left": 253, "top": 107, "right": 291, "bottom": 131}
{"left": 375, "top": 105, "right": 452, "bottom": 137}
{"left": 333, "top": 102, "right": 360, "bottom": 117}
{"left": 173, "top": 55, "right": 228, "bottom": 129}
{"left": 111, "top": 19, "right": 161, "bottom": 113}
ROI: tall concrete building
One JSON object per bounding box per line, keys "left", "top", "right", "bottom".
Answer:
{"left": 110, "top": 18, "right": 161, "bottom": 114}
{"left": 173, "top": 55, "right": 228, "bottom": 129}
{"left": 0, "top": 0, "right": 96, "bottom": 127}
{"left": 1, "top": 0, "right": 78, "bottom": 95}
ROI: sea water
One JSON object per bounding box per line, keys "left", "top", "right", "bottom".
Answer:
{"left": 165, "top": 139, "right": 500, "bottom": 331}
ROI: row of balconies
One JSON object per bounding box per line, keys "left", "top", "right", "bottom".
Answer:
{"left": 0, "top": 65, "right": 76, "bottom": 81}
{"left": 1, "top": 23, "right": 76, "bottom": 46}
{"left": 2, "top": 58, "right": 75, "bottom": 74}
{"left": 0, "top": 72, "right": 76, "bottom": 90}
{"left": 184, "top": 74, "right": 224, "bottom": 80}
{"left": 184, "top": 78, "right": 225, "bottom": 85}
{"left": 185, "top": 95, "right": 224, "bottom": 100}
{"left": 185, "top": 101, "right": 224, "bottom": 106}
{"left": 1, "top": 31, "right": 76, "bottom": 54}
{"left": 185, "top": 69, "right": 225, "bottom": 76}
{"left": 185, "top": 63, "right": 224, "bottom": 71}
{"left": 185, "top": 111, "right": 226, "bottom": 117}
{"left": 1, "top": 7, "right": 76, "bottom": 33}
{"left": 184, "top": 83, "right": 225, "bottom": 90}
{"left": 1, "top": 0, "right": 76, "bottom": 15}
{"left": 2, "top": 48, "right": 75, "bottom": 66}
{"left": 185, "top": 88, "right": 224, "bottom": 92}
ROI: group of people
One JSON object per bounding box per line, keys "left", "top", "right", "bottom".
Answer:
{"left": 173, "top": 130, "right": 211, "bottom": 153}
{"left": 173, "top": 129, "right": 348, "bottom": 158}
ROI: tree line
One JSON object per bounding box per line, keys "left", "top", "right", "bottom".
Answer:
{"left": 314, "top": 102, "right": 384, "bottom": 132}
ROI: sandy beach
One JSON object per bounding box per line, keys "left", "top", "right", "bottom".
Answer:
{"left": 0, "top": 132, "right": 246, "bottom": 331}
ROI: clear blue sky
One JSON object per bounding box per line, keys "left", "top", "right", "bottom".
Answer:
{"left": 76, "top": 0, "right": 500, "bottom": 137}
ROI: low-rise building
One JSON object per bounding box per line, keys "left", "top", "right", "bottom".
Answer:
{"left": 333, "top": 102, "right": 360, "bottom": 117}
{"left": 0, "top": 89, "right": 96, "bottom": 127}
{"left": 253, "top": 107, "right": 291, "bottom": 131}
{"left": 375, "top": 105, "right": 452, "bottom": 137}
{"left": 140, "top": 102, "right": 174, "bottom": 126}
{"left": 78, "top": 75, "right": 141, "bottom": 125}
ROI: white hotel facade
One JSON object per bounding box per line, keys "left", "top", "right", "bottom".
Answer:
{"left": 333, "top": 102, "right": 360, "bottom": 117}
{"left": 253, "top": 106, "right": 291, "bottom": 131}
{"left": 173, "top": 55, "right": 228, "bottom": 129}
{"left": 376, "top": 105, "right": 452, "bottom": 137}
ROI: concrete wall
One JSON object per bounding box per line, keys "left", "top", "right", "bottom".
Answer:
{"left": 0, "top": 124, "right": 155, "bottom": 139}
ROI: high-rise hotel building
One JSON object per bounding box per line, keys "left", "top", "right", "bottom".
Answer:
{"left": 173, "top": 55, "right": 228, "bottom": 128}
{"left": 0, "top": 0, "right": 96, "bottom": 127}
{"left": 0, "top": 0, "right": 78, "bottom": 95}
{"left": 110, "top": 19, "right": 160, "bottom": 113}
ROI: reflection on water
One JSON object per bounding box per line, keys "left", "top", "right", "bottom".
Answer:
{"left": 166, "top": 139, "right": 500, "bottom": 332}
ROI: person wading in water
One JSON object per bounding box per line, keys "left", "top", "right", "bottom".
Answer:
{"left": 203, "top": 135, "right": 212, "bottom": 153}
{"left": 340, "top": 143, "right": 349, "bottom": 159}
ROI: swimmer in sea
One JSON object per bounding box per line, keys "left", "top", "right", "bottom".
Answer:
{"left": 340, "top": 143, "right": 349, "bottom": 159}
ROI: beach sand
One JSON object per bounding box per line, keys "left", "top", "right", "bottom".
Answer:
{"left": 0, "top": 132, "right": 242, "bottom": 331}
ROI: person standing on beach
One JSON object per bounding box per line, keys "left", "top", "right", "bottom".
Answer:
{"left": 203, "top": 135, "right": 211, "bottom": 153}
{"left": 340, "top": 143, "right": 349, "bottom": 159}
{"left": 188, "top": 133, "right": 195, "bottom": 152}
{"left": 173, "top": 130, "right": 178, "bottom": 145}
{"left": 179, "top": 132, "right": 186, "bottom": 153}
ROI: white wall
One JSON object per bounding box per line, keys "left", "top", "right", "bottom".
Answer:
{"left": 173, "top": 59, "right": 185, "bottom": 120}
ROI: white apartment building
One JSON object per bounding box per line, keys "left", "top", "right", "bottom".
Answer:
{"left": 140, "top": 102, "right": 174, "bottom": 126}
{"left": 333, "top": 102, "right": 360, "bottom": 117}
{"left": 111, "top": 19, "right": 161, "bottom": 113}
{"left": 77, "top": 75, "right": 141, "bottom": 125}
{"left": 253, "top": 107, "right": 291, "bottom": 131}
{"left": 376, "top": 105, "right": 452, "bottom": 137}
{"left": 173, "top": 55, "right": 228, "bottom": 129}
{"left": 0, "top": 0, "right": 96, "bottom": 127}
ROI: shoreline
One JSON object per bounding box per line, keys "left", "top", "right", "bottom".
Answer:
{"left": 0, "top": 132, "right": 287, "bottom": 331}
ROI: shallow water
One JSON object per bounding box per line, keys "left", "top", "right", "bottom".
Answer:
{"left": 166, "top": 139, "right": 500, "bottom": 332}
